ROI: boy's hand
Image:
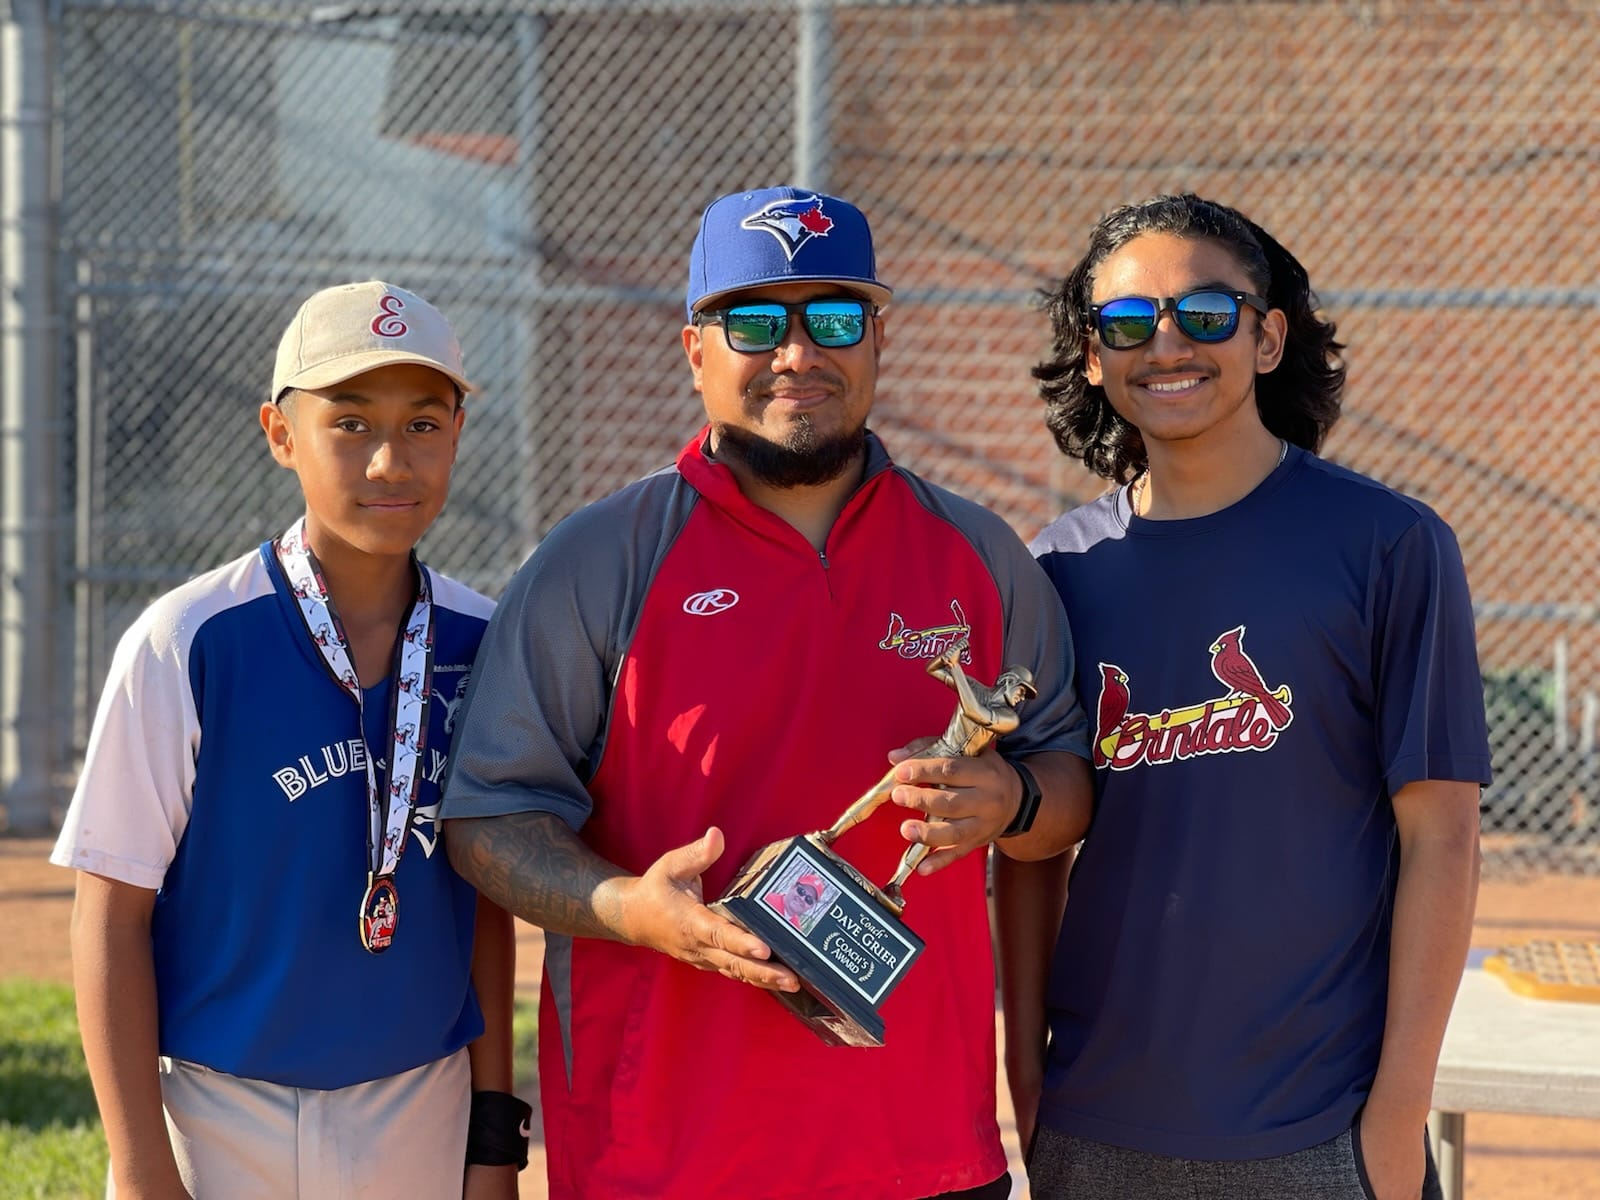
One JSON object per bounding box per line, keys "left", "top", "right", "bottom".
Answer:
{"left": 464, "top": 1162, "right": 518, "bottom": 1200}
{"left": 620, "top": 828, "right": 800, "bottom": 993}
{"left": 1356, "top": 1110, "right": 1425, "bottom": 1200}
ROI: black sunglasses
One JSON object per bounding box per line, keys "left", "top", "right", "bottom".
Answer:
{"left": 694, "top": 297, "right": 873, "bottom": 354}
{"left": 1090, "top": 289, "right": 1270, "bottom": 350}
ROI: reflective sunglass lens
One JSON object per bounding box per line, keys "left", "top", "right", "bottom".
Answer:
{"left": 723, "top": 305, "right": 788, "bottom": 352}
{"left": 1097, "top": 299, "right": 1158, "bottom": 349}
{"left": 719, "top": 300, "right": 867, "bottom": 352}
{"left": 1095, "top": 291, "right": 1247, "bottom": 349}
{"left": 1173, "top": 292, "right": 1240, "bottom": 342}
{"left": 802, "top": 301, "right": 866, "bottom": 347}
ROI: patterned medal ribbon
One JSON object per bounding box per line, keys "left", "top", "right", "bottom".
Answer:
{"left": 275, "top": 518, "right": 434, "bottom": 954}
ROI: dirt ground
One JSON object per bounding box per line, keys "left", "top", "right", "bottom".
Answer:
{"left": 6, "top": 838, "right": 1597, "bottom": 1199}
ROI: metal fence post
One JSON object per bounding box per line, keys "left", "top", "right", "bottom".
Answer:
{"left": 514, "top": 12, "right": 546, "bottom": 549}
{"left": 0, "top": 0, "right": 61, "bottom": 833}
{"left": 794, "top": 0, "right": 833, "bottom": 191}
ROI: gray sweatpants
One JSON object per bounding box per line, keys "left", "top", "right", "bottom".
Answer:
{"left": 1029, "top": 1122, "right": 1443, "bottom": 1200}
{"left": 107, "top": 1048, "right": 470, "bottom": 1199}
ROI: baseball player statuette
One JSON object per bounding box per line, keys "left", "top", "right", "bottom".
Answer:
{"left": 712, "top": 637, "right": 1037, "bottom": 1047}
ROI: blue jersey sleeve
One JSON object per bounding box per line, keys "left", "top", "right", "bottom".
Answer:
{"left": 1373, "top": 511, "right": 1493, "bottom": 794}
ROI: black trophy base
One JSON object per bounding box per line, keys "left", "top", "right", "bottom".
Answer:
{"left": 711, "top": 833, "right": 924, "bottom": 1048}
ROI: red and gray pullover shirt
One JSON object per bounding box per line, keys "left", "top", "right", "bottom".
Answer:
{"left": 442, "top": 429, "right": 1089, "bottom": 1200}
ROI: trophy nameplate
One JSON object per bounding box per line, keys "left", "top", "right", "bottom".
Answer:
{"left": 713, "top": 833, "right": 924, "bottom": 1047}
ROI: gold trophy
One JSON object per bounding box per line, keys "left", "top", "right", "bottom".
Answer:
{"left": 712, "top": 637, "right": 1037, "bottom": 1046}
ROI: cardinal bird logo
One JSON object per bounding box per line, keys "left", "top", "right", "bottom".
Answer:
{"left": 1090, "top": 628, "right": 1293, "bottom": 771}
{"left": 1093, "top": 663, "right": 1130, "bottom": 767}
{"left": 740, "top": 194, "right": 836, "bottom": 261}
{"left": 1209, "top": 627, "right": 1293, "bottom": 727}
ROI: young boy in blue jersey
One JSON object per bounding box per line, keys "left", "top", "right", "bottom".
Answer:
{"left": 1002, "top": 195, "right": 1491, "bottom": 1200}
{"left": 53, "top": 281, "right": 525, "bottom": 1199}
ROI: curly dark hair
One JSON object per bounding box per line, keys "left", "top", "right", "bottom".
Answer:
{"left": 1033, "top": 193, "right": 1345, "bottom": 483}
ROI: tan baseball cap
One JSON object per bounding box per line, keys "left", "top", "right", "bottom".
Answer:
{"left": 271, "top": 280, "right": 474, "bottom": 402}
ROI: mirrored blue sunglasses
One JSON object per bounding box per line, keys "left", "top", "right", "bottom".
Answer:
{"left": 1091, "top": 289, "right": 1270, "bottom": 350}
{"left": 694, "top": 297, "right": 873, "bottom": 354}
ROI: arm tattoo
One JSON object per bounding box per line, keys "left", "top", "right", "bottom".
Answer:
{"left": 445, "top": 812, "right": 630, "bottom": 941}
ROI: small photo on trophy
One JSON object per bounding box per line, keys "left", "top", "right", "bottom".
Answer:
{"left": 761, "top": 864, "right": 840, "bottom": 937}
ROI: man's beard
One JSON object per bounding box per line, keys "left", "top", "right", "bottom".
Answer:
{"left": 713, "top": 418, "right": 867, "bottom": 489}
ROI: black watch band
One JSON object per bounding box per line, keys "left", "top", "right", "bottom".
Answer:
{"left": 1001, "top": 758, "right": 1042, "bottom": 837}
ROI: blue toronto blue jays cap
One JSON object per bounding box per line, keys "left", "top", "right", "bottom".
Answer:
{"left": 685, "top": 186, "right": 894, "bottom": 320}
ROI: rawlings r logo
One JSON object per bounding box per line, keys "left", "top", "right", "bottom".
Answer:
{"left": 683, "top": 588, "right": 739, "bottom": 615}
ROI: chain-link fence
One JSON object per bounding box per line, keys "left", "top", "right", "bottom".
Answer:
{"left": 4, "top": 0, "right": 1597, "bottom": 869}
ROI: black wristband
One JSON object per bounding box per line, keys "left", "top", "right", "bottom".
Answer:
{"left": 1000, "top": 758, "right": 1042, "bottom": 837}
{"left": 466, "top": 1090, "right": 532, "bottom": 1170}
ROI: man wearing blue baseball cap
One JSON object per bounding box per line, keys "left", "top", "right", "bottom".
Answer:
{"left": 442, "top": 186, "right": 1094, "bottom": 1200}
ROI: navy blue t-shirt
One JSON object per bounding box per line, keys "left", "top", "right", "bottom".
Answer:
{"left": 1029, "top": 445, "right": 1491, "bottom": 1160}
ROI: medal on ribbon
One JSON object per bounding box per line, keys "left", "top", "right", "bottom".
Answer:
{"left": 276, "top": 518, "right": 434, "bottom": 954}
{"left": 360, "top": 874, "right": 400, "bottom": 952}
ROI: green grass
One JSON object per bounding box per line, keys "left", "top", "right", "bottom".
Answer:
{"left": 512, "top": 994, "right": 539, "bottom": 1089}
{"left": 0, "top": 1124, "right": 108, "bottom": 1199}
{"left": 0, "top": 977, "right": 540, "bottom": 1198}
{"left": 0, "top": 978, "right": 106, "bottom": 1199}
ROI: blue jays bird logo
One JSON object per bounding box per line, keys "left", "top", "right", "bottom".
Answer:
{"left": 740, "top": 194, "right": 835, "bottom": 261}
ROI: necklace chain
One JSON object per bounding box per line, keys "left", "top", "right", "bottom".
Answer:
{"left": 1131, "top": 438, "right": 1288, "bottom": 517}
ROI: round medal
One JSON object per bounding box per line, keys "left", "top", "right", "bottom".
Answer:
{"left": 359, "top": 875, "right": 400, "bottom": 953}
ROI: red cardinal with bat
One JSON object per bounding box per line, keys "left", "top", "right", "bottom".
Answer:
{"left": 1208, "top": 626, "right": 1292, "bottom": 726}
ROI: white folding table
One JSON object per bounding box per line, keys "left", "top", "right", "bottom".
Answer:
{"left": 1428, "top": 959, "right": 1600, "bottom": 1200}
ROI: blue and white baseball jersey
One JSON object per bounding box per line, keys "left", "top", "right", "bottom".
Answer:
{"left": 52, "top": 540, "right": 494, "bottom": 1090}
